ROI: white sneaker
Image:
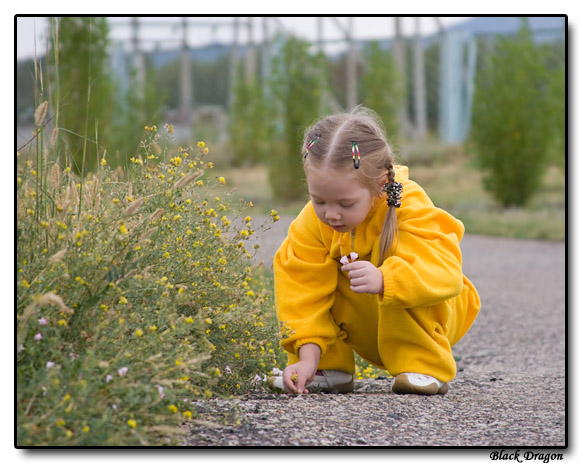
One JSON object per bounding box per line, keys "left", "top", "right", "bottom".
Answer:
{"left": 268, "top": 370, "right": 354, "bottom": 394}
{"left": 392, "top": 373, "right": 449, "bottom": 395}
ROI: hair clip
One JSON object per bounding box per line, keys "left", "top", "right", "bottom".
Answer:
{"left": 383, "top": 181, "right": 403, "bottom": 208}
{"left": 303, "top": 135, "right": 320, "bottom": 158}
{"left": 351, "top": 142, "right": 360, "bottom": 169}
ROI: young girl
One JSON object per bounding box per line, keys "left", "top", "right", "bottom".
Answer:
{"left": 268, "top": 108, "right": 480, "bottom": 395}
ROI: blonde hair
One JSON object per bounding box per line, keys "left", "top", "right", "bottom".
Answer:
{"left": 302, "top": 107, "right": 398, "bottom": 266}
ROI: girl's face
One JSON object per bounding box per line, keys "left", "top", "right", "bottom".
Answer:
{"left": 306, "top": 167, "right": 377, "bottom": 233}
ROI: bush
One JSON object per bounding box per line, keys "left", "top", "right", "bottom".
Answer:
{"left": 470, "top": 20, "right": 558, "bottom": 207}
{"left": 268, "top": 35, "right": 328, "bottom": 201}
{"left": 361, "top": 41, "right": 403, "bottom": 139}
{"left": 17, "top": 121, "right": 284, "bottom": 446}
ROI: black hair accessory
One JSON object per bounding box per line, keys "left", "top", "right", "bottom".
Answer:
{"left": 383, "top": 181, "right": 403, "bottom": 208}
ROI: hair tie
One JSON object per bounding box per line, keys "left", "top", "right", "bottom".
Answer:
{"left": 383, "top": 181, "right": 403, "bottom": 208}
{"left": 351, "top": 142, "right": 360, "bottom": 169}
{"left": 303, "top": 135, "right": 320, "bottom": 159}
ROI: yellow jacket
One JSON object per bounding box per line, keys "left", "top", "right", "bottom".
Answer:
{"left": 274, "top": 165, "right": 477, "bottom": 358}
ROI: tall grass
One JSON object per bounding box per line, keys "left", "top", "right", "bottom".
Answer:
{"left": 16, "top": 119, "right": 287, "bottom": 446}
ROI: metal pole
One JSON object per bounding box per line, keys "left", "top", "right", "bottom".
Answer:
{"left": 131, "top": 18, "right": 146, "bottom": 102}
{"left": 393, "top": 17, "right": 410, "bottom": 137}
{"left": 414, "top": 17, "right": 427, "bottom": 139}
{"left": 245, "top": 17, "right": 256, "bottom": 85}
{"left": 180, "top": 18, "right": 192, "bottom": 132}
{"left": 261, "top": 17, "right": 271, "bottom": 96}
{"left": 346, "top": 17, "right": 357, "bottom": 109}
{"left": 229, "top": 17, "right": 240, "bottom": 108}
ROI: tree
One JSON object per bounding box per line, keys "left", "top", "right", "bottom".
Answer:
{"left": 471, "top": 19, "right": 556, "bottom": 207}
{"left": 268, "top": 35, "right": 329, "bottom": 201}
{"left": 228, "top": 64, "right": 269, "bottom": 166}
{"left": 361, "top": 41, "right": 403, "bottom": 140}
{"left": 49, "top": 17, "right": 114, "bottom": 174}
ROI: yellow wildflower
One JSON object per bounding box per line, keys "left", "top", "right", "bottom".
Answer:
{"left": 127, "top": 419, "right": 137, "bottom": 428}
{"left": 168, "top": 404, "right": 178, "bottom": 413}
{"left": 197, "top": 141, "right": 205, "bottom": 148}
{"left": 185, "top": 317, "right": 194, "bottom": 324}
{"left": 182, "top": 411, "right": 192, "bottom": 419}
{"left": 119, "top": 224, "right": 128, "bottom": 235}
{"left": 218, "top": 176, "right": 225, "bottom": 185}
{"left": 135, "top": 329, "right": 143, "bottom": 338}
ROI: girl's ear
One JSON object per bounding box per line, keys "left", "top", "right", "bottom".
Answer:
{"left": 377, "top": 171, "right": 389, "bottom": 195}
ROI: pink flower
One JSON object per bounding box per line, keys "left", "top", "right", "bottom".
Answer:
{"left": 340, "top": 256, "right": 350, "bottom": 265}
{"left": 38, "top": 317, "right": 48, "bottom": 326}
{"left": 225, "top": 366, "right": 232, "bottom": 375}
{"left": 34, "top": 333, "right": 42, "bottom": 342}
{"left": 46, "top": 361, "right": 55, "bottom": 369}
{"left": 349, "top": 252, "right": 359, "bottom": 261}
{"left": 118, "top": 367, "right": 129, "bottom": 377}
{"left": 105, "top": 375, "right": 113, "bottom": 383}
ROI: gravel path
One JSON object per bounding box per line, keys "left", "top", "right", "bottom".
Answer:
{"left": 182, "top": 218, "right": 566, "bottom": 447}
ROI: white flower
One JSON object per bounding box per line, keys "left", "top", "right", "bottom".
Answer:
{"left": 340, "top": 256, "right": 350, "bottom": 265}
{"left": 225, "top": 366, "right": 232, "bottom": 375}
{"left": 34, "top": 333, "right": 42, "bottom": 342}
{"left": 250, "top": 374, "right": 262, "bottom": 384}
{"left": 349, "top": 252, "right": 359, "bottom": 261}
{"left": 105, "top": 375, "right": 113, "bottom": 383}
{"left": 38, "top": 317, "right": 48, "bottom": 326}
{"left": 272, "top": 367, "right": 283, "bottom": 376}
{"left": 118, "top": 366, "right": 129, "bottom": 377}
{"left": 157, "top": 385, "right": 165, "bottom": 399}
{"left": 46, "top": 361, "right": 55, "bottom": 369}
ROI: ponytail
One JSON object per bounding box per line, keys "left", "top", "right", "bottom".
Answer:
{"left": 376, "top": 163, "right": 399, "bottom": 267}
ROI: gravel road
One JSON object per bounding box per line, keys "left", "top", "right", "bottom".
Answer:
{"left": 182, "top": 217, "right": 566, "bottom": 447}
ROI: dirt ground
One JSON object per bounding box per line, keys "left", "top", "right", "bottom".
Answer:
{"left": 182, "top": 218, "right": 566, "bottom": 447}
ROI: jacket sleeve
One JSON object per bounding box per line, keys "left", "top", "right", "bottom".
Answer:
{"left": 273, "top": 203, "right": 340, "bottom": 357}
{"left": 378, "top": 179, "right": 465, "bottom": 309}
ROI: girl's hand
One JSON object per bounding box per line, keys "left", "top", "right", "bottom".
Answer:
{"left": 282, "top": 360, "right": 318, "bottom": 394}
{"left": 342, "top": 260, "right": 384, "bottom": 295}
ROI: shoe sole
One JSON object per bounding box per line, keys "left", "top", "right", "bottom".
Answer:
{"left": 392, "top": 375, "right": 449, "bottom": 395}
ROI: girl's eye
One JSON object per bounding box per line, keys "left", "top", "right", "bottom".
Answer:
{"left": 341, "top": 203, "right": 355, "bottom": 208}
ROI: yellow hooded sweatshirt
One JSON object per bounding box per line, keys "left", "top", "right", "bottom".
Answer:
{"left": 273, "top": 166, "right": 480, "bottom": 382}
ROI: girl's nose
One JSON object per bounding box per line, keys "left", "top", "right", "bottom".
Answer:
{"left": 325, "top": 209, "right": 341, "bottom": 221}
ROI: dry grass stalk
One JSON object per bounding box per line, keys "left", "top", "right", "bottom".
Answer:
{"left": 48, "top": 248, "right": 67, "bottom": 264}
{"left": 147, "top": 208, "right": 164, "bottom": 223}
{"left": 140, "top": 227, "right": 158, "bottom": 242}
{"left": 173, "top": 170, "right": 204, "bottom": 189}
{"left": 124, "top": 198, "right": 144, "bottom": 216}
{"left": 34, "top": 101, "right": 49, "bottom": 127}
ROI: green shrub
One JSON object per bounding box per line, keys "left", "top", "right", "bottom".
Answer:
{"left": 361, "top": 41, "right": 403, "bottom": 139}
{"left": 268, "top": 35, "right": 328, "bottom": 201}
{"left": 470, "top": 20, "right": 558, "bottom": 207}
{"left": 17, "top": 123, "right": 284, "bottom": 446}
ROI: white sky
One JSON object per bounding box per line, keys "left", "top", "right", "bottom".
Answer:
{"left": 16, "top": 16, "right": 472, "bottom": 60}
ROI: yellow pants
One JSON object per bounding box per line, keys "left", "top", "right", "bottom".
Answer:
{"left": 286, "top": 274, "right": 480, "bottom": 383}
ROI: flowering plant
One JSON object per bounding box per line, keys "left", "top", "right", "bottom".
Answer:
{"left": 17, "top": 121, "right": 284, "bottom": 446}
